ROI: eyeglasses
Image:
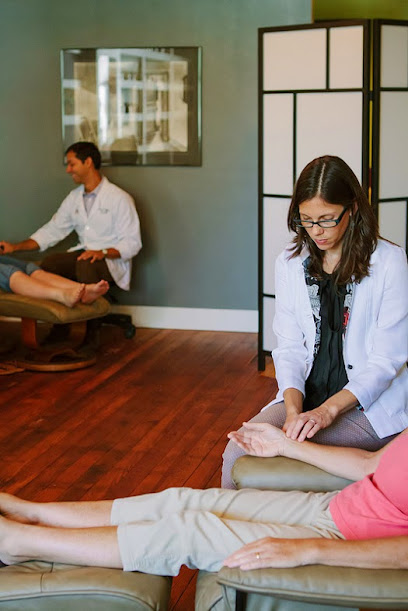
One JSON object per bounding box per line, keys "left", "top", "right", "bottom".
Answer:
{"left": 294, "top": 206, "right": 349, "bottom": 229}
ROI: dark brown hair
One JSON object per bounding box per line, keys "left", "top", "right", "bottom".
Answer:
{"left": 65, "top": 141, "right": 102, "bottom": 170}
{"left": 288, "top": 155, "right": 378, "bottom": 284}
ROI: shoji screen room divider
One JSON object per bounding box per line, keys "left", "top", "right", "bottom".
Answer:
{"left": 259, "top": 19, "right": 408, "bottom": 370}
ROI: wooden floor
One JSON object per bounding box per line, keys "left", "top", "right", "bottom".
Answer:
{"left": 0, "top": 322, "right": 276, "bottom": 610}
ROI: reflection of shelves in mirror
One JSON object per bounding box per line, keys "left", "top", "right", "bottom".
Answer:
{"left": 63, "top": 116, "right": 82, "bottom": 125}
{"left": 120, "top": 80, "right": 144, "bottom": 89}
{"left": 63, "top": 79, "right": 81, "bottom": 88}
{"left": 121, "top": 111, "right": 183, "bottom": 120}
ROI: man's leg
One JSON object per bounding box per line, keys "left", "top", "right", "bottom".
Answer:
{"left": 40, "top": 251, "right": 82, "bottom": 281}
{"left": 75, "top": 259, "right": 113, "bottom": 284}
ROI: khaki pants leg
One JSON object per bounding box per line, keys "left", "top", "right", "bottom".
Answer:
{"left": 111, "top": 487, "right": 342, "bottom": 575}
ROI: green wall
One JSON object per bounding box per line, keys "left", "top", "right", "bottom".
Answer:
{"left": 314, "top": 0, "right": 408, "bottom": 20}
{"left": 0, "top": 0, "right": 311, "bottom": 310}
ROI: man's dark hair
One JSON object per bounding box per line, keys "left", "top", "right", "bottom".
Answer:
{"left": 65, "top": 141, "right": 102, "bottom": 170}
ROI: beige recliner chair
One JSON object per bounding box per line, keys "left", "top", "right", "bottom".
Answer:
{"left": 0, "top": 562, "right": 171, "bottom": 610}
{"left": 195, "top": 456, "right": 408, "bottom": 611}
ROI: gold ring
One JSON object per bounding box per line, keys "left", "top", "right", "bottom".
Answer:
{"left": 256, "top": 552, "right": 260, "bottom": 560}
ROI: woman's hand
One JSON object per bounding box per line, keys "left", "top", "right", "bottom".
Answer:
{"left": 227, "top": 422, "right": 286, "bottom": 457}
{"left": 285, "top": 404, "right": 338, "bottom": 442}
{"left": 282, "top": 412, "right": 300, "bottom": 434}
{"left": 224, "top": 537, "right": 315, "bottom": 570}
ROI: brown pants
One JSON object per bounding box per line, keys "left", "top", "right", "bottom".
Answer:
{"left": 40, "top": 251, "right": 113, "bottom": 284}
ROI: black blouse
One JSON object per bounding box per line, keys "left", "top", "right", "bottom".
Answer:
{"left": 303, "top": 273, "right": 349, "bottom": 411}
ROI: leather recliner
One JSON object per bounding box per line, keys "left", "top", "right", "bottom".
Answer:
{"left": 195, "top": 455, "right": 408, "bottom": 611}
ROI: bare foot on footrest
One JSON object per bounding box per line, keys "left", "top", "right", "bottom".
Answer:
{"left": 81, "top": 280, "right": 109, "bottom": 305}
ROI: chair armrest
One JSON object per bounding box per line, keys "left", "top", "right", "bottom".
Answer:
{"left": 232, "top": 456, "right": 353, "bottom": 492}
{"left": 217, "top": 565, "right": 408, "bottom": 609}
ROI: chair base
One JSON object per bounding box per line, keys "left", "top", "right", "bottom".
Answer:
{"left": 15, "top": 347, "right": 97, "bottom": 372}
{"left": 103, "top": 313, "right": 136, "bottom": 339}
{"left": 16, "top": 318, "right": 97, "bottom": 372}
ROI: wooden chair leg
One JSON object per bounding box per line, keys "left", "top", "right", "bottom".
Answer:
{"left": 21, "top": 318, "right": 40, "bottom": 350}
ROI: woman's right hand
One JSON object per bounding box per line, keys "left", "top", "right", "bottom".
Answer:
{"left": 227, "top": 422, "right": 286, "bottom": 458}
{"left": 282, "top": 413, "right": 300, "bottom": 434}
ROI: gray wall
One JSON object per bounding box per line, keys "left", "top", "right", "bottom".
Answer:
{"left": 0, "top": 0, "right": 310, "bottom": 309}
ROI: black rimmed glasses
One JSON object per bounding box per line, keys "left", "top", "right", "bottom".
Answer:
{"left": 294, "top": 206, "right": 349, "bottom": 229}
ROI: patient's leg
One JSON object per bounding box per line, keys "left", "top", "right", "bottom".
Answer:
{"left": 0, "top": 493, "right": 113, "bottom": 528}
{"left": 32, "top": 270, "right": 109, "bottom": 304}
{"left": 9, "top": 271, "right": 84, "bottom": 307}
{"left": 31, "top": 269, "right": 80, "bottom": 289}
{"left": 0, "top": 515, "right": 122, "bottom": 568}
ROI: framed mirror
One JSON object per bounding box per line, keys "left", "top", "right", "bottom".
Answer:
{"left": 61, "top": 47, "right": 202, "bottom": 166}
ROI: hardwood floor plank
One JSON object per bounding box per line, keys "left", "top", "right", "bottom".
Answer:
{"left": 0, "top": 324, "right": 277, "bottom": 609}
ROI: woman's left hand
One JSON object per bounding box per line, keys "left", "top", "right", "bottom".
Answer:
{"left": 284, "top": 404, "right": 338, "bottom": 442}
{"left": 224, "top": 537, "right": 315, "bottom": 570}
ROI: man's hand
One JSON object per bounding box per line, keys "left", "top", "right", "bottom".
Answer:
{"left": 77, "top": 250, "right": 106, "bottom": 263}
{"left": 0, "top": 241, "right": 16, "bottom": 254}
{"left": 224, "top": 537, "right": 314, "bottom": 570}
{"left": 227, "top": 422, "right": 286, "bottom": 458}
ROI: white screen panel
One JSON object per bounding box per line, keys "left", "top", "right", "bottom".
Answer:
{"left": 378, "top": 201, "right": 407, "bottom": 249}
{"left": 263, "top": 296, "right": 276, "bottom": 353}
{"left": 263, "top": 197, "right": 292, "bottom": 295}
{"left": 379, "top": 92, "right": 408, "bottom": 199}
{"left": 263, "top": 29, "right": 326, "bottom": 91}
{"left": 381, "top": 25, "right": 408, "bottom": 88}
{"left": 296, "top": 92, "right": 362, "bottom": 181}
{"left": 263, "top": 94, "right": 293, "bottom": 194}
{"left": 329, "top": 26, "right": 363, "bottom": 89}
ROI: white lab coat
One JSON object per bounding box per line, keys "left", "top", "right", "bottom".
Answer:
{"left": 267, "top": 239, "right": 408, "bottom": 438}
{"left": 31, "top": 177, "right": 142, "bottom": 290}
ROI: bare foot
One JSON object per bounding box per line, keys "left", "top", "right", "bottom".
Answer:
{"left": 0, "top": 492, "right": 38, "bottom": 525}
{"left": 60, "top": 284, "right": 85, "bottom": 307}
{"left": 81, "top": 280, "right": 109, "bottom": 305}
{"left": 0, "top": 515, "right": 30, "bottom": 565}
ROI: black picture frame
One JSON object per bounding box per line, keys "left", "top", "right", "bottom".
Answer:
{"left": 61, "top": 47, "right": 202, "bottom": 166}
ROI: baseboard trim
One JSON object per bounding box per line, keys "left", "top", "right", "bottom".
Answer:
{"left": 111, "top": 305, "right": 258, "bottom": 332}
{"left": 0, "top": 307, "right": 258, "bottom": 333}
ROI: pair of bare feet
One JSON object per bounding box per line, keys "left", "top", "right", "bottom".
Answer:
{"left": 0, "top": 493, "right": 35, "bottom": 565}
{"left": 61, "top": 279, "right": 109, "bottom": 308}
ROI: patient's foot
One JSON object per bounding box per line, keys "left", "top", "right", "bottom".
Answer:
{"left": 60, "top": 284, "right": 85, "bottom": 308}
{"left": 0, "top": 515, "right": 30, "bottom": 565}
{"left": 81, "top": 280, "right": 109, "bottom": 305}
{"left": 0, "top": 493, "right": 38, "bottom": 525}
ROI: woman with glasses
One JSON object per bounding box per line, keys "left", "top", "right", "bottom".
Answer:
{"left": 222, "top": 155, "right": 408, "bottom": 488}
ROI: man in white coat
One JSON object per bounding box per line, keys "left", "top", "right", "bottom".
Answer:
{"left": 0, "top": 142, "right": 142, "bottom": 291}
